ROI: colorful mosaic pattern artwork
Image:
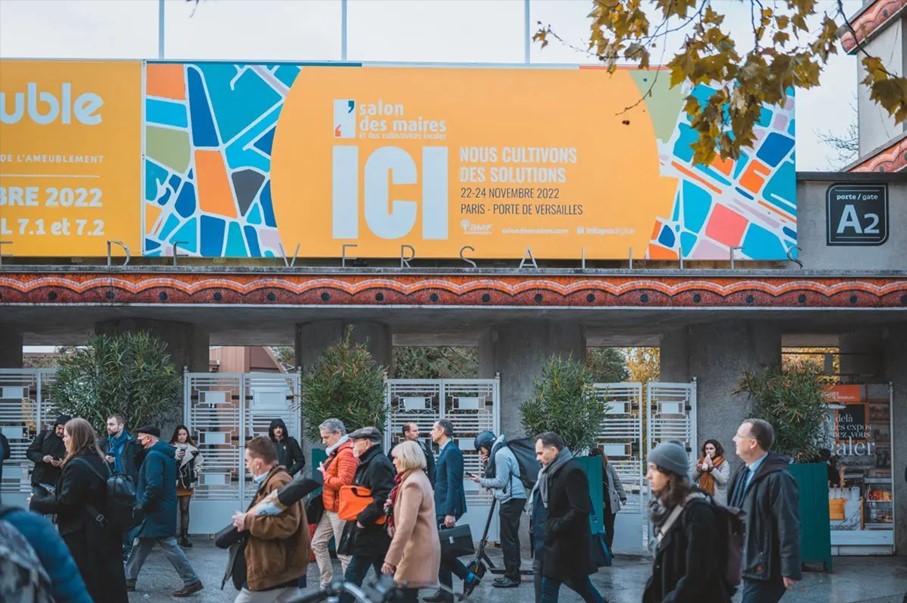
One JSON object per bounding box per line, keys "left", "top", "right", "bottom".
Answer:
{"left": 144, "top": 63, "right": 302, "bottom": 257}
{"left": 645, "top": 81, "right": 797, "bottom": 260}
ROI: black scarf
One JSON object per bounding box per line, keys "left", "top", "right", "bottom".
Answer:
{"left": 647, "top": 495, "right": 673, "bottom": 528}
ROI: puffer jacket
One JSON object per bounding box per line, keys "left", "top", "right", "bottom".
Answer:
{"left": 241, "top": 465, "right": 310, "bottom": 591}
{"left": 728, "top": 452, "right": 801, "bottom": 582}
{"left": 322, "top": 440, "right": 358, "bottom": 513}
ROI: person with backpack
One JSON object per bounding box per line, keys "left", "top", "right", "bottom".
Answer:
{"left": 1, "top": 505, "right": 92, "bottom": 603}
{"left": 170, "top": 424, "right": 204, "bottom": 548}
{"left": 26, "top": 414, "right": 70, "bottom": 497}
{"left": 470, "top": 430, "right": 528, "bottom": 589}
{"left": 125, "top": 425, "right": 204, "bottom": 597}
{"left": 28, "top": 417, "right": 129, "bottom": 603}
{"left": 643, "top": 441, "right": 731, "bottom": 603}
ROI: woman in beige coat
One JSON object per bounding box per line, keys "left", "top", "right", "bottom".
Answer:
{"left": 382, "top": 440, "right": 441, "bottom": 602}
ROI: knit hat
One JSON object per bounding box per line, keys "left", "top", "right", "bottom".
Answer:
{"left": 647, "top": 441, "right": 690, "bottom": 479}
{"left": 136, "top": 424, "right": 161, "bottom": 438}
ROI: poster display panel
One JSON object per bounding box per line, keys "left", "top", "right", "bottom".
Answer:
{"left": 0, "top": 60, "right": 142, "bottom": 256}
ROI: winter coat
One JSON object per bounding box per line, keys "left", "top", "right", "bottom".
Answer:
{"left": 98, "top": 431, "right": 142, "bottom": 482}
{"left": 269, "top": 419, "right": 305, "bottom": 476}
{"left": 26, "top": 423, "right": 67, "bottom": 487}
{"left": 434, "top": 440, "right": 467, "bottom": 520}
{"left": 339, "top": 444, "right": 395, "bottom": 558}
{"left": 322, "top": 440, "right": 359, "bottom": 513}
{"left": 1, "top": 506, "right": 92, "bottom": 603}
{"left": 30, "top": 451, "right": 128, "bottom": 602}
{"left": 242, "top": 465, "right": 310, "bottom": 591}
{"left": 691, "top": 457, "right": 731, "bottom": 506}
{"left": 540, "top": 457, "right": 595, "bottom": 580}
{"left": 173, "top": 443, "right": 203, "bottom": 490}
{"left": 602, "top": 461, "right": 627, "bottom": 514}
{"left": 134, "top": 440, "right": 178, "bottom": 538}
{"left": 529, "top": 484, "right": 547, "bottom": 559}
{"left": 385, "top": 469, "right": 441, "bottom": 589}
{"left": 0, "top": 433, "right": 10, "bottom": 498}
{"left": 642, "top": 496, "right": 731, "bottom": 603}
{"left": 479, "top": 435, "right": 527, "bottom": 503}
{"left": 728, "top": 452, "right": 802, "bottom": 582}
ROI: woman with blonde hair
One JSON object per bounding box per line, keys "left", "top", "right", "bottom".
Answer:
{"left": 382, "top": 440, "right": 441, "bottom": 602}
{"left": 30, "top": 417, "right": 129, "bottom": 602}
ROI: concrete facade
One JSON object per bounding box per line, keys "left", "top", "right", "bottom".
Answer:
{"left": 478, "top": 321, "right": 586, "bottom": 438}
{"left": 857, "top": 13, "right": 906, "bottom": 156}
{"left": 660, "top": 320, "right": 782, "bottom": 470}
{"left": 294, "top": 320, "right": 392, "bottom": 374}
{"left": 94, "top": 318, "right": 210, "bottom": 373}
{"left": 0, "top": 327, "right": 23, "bottom": 368}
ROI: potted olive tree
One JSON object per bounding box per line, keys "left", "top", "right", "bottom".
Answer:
{"left": 520, "top": 355, "right": 610, "bottom": 531}
{"left": 736, "top": 362, "right": 832, "bottom": 571}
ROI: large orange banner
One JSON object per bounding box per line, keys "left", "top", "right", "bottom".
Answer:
{"left": 0, "top": 61, "right": 142, "bottom": 256}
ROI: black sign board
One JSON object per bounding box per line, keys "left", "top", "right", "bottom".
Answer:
{"left": 836, "top": 404, "right": 867, "bottom": 440}
{"left": 826, "top": 184, "right": 888, "bottom": 246}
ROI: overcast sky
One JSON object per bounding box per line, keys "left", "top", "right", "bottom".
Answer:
{"left": 0, "top": 0, "right": 860, "bottom": 170}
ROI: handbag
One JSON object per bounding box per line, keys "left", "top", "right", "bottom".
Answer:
{"left": 215, "top": 523, "right": 243, "bottom": 549}
{"left": 438, "top": 524, "right": 475, "bottom": 558}
{"left": 306, "top": 493, "right": 325, "bottom": 526}
{"left": 338, "top": 485, "right": 386, "bottom": 525}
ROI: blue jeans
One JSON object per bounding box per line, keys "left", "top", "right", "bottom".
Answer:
{"left": 125, "top": 536, "right": 200, "bottom": 586}
{"left": 742, "top": 576, "right": 788, "bottom": 603}
{"left": 339, "top": 555, "right": 383, "bottom": 603}
{"left": 540, "top": 575, "right": 605, "bottom": 603}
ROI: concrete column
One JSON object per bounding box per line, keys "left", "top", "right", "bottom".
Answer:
{"left": 881, "top": 323, "right": 907, "bottom": 555}
{"left": 94, "top": 318, "right": 210, "bottom": 373}
{"left": 661, "top": 321, "right": 781, "bottom": 470}
{"left": 478, "top": 321, "right": 586, "bottom": 439}
{"left": 0, "top": 327, "right": 23, "bottom": 368}
{"left": 839, "top": 329, "right": 886, "bottom": 381}
{"left": 295, "top": 320, "right": 392, "bottom": 374}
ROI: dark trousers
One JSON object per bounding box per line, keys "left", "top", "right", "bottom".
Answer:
{"left": 438, "top": 553, "right": 470, "bottom": 591}
{"left": 540, "top": 575, "right": 605, "bottom": 603}
{"left": 339, "top": 555, "right": 383, "bottom": 603}
{"left": 742, "top": 574, "right": 788, "bottom": 603}
{"left": 500, "top": 498, "right": 525, "bottom": 582}
{"left": 603, "top": 511, "right": 617, "bottom": 550}
{"left": 398, "top": 588, "right": 419, "bottom": 602}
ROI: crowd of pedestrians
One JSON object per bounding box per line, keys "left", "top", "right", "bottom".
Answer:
{"left": 0, "top": 409, "right": 813, "bottom": 603}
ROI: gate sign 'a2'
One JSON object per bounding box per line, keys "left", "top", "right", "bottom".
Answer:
{"left": 826, "top": 184, "right": 888, "bottom": 246}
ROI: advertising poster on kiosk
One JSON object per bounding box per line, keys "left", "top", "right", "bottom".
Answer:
{"left": 822, "top": 384, "right": 894, "bottom": 553}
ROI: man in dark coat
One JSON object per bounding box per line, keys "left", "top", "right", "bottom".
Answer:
{"left": 0, "top": 431, "right": 10, "bottom": 504}
{"left": 534, "top": 431, "right": 605, "bottom": 603}
{"left": 268, "top": 418, "right": 305, "bottom": 476}
{"left": 26, "top": 414, "right": 69, "bottom": 495}
{"left": 730, "top": 419, "right": 801, "bottom": 603}
{"left": 337, "top": 426, "right": 395, "bottom": 603}
{"left": 124, "top": 425, "right": 203, "bottom": 598}
{"left": 425, "top": 419, "right": 478, "bottom": 602}
{"left": 97, "top": 413, "right": 141, "bottom": 481}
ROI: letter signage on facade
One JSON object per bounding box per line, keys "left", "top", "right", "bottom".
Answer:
{"left": 826, "top": 183, "right": 888, "bottom": 246}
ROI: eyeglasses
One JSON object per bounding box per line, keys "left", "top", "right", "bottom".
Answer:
{"left": 734, "top": 432, "right": 754, "bottom": 440}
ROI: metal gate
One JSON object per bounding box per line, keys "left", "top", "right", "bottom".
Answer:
{"left": 385, "top": 378, "right": 500, "bottom": 541}
{"left": 594, "top": 380, "right": 697, "bottom": 552}
{"left": 183, "top": 370, "right": 301, "bottom": 534}
{"left": 0, "top": 369, "right": 58, "bottom": 507}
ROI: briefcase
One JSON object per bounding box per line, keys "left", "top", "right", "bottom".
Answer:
{"left": 438, "top": 524, "right": 475, "bottom": 558}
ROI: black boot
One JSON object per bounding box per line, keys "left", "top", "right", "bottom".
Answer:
{"left": 179, "top": 530, "right": 192, "bottom": 548}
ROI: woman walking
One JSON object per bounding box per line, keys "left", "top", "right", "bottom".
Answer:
{"left": 30, "top": 417, "right": 129, "bottom": 603}
{"left": 169, "top": 424, "right": 203, "bottom": 548}
{"left": 382, "top": 440, "right": 441, "bottom": 603}
{"left": 643, "top": 441, "right": 730, "bottom": 603}
{"left": 590, "top": 448, "right": 627, "bottom": 550}
{"left": 691, "top": 439, "right": 730, "bottom": 506}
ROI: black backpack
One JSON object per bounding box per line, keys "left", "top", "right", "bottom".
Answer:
{"left": 75, "top": 458, "right": 137, "bottom": 532}
{"left": 488, "top": 437, "right": 542, "bottom": 490}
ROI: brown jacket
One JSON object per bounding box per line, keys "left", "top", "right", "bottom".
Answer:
{"left": 322, "top": 440, "right": 358, "bottom": 513}
{"left": 385, "top": 469, "right": 441, "bottom": 588}
{"left": 244, "top": 465, "right": 310, "bottom": 591}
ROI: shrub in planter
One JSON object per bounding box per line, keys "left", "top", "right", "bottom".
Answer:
{"left": 300, "top": 326, "right": 387, "bottom": 441}
{"left": 50, "top": 331, "right": 181, "bottom": 429}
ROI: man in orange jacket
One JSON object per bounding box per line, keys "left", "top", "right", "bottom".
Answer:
{"left": 312, "top": 418, "right": 359, "bottom": 590}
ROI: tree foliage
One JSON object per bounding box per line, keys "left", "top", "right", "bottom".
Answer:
{"left": 736, "top": 362, "right": 829, "bottom": 463}
{"left": 50, "top": 332, "right": 182, "bottom": 430}
{"left": 535, "top": 0, "right": 906, "bottom": 164}
{"left": 300, "top": 326, "right": 387, "bottom": 442}
{"left": 622, "top": 347, "right": 660, "bottom": 386}
{"left": 392, "top": 346, "right": 478, "bottom": 379}
{"left": 520, "top": 356, "right": 608, "bottom": 452}
{"left": 585, "top": 347, "right": 630, "bottom": 382}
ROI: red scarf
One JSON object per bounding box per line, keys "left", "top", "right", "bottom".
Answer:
{"left": 385, "top": 472, "right": 406, "bottom": 534}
